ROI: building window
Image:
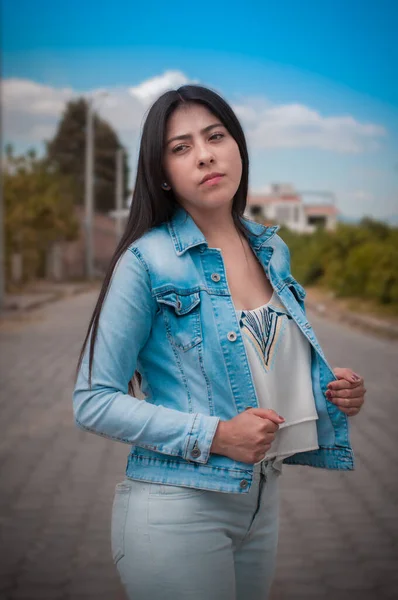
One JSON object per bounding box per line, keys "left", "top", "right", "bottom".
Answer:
{"left": 308, "top": 215, "right": 327, "bottom": 228}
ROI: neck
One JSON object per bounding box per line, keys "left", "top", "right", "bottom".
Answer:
{"left": 183, "top": 204, "right": 241, "bottom": 247}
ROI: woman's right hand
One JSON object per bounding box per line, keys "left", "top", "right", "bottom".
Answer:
{"left": 210, "top": 408, "right": 285, "bottom": 464}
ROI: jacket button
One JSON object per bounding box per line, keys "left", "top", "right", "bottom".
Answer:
{"left": 227, "top": 331, "right": 237, "bottom": 342}
{"left": 191, "top": 448, "right": 201, "bottom": 458}
{"left": 211, "top": 273, "right": 221, "bottom": 282}
{"left": 240, "top": 479, "right": 249, "bottom": 489}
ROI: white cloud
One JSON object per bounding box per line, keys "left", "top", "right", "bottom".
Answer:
{"left": 1, "top": 74, "right": 387, "bottom": 160}
{"left": 233, "top": 98, "right": 387, "bottom": 153}
{"left": 2, "top": 78, "right": 75, "bottom": 144}
{"left": 128, "top": 70, "right": 194, "bottom": 104}
{"left": 3, "top": 78, "right": 75, "bottom": 117}
{"left": 1, "top": 71, "right": 198, "bottom": 148}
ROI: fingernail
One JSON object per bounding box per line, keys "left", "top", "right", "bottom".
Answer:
{"left": 326, "top": 391, "right": 332, "bottom": 398}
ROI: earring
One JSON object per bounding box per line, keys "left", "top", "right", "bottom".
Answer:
{"left": 162, "top": 182, "right": 170, "bottom": 190}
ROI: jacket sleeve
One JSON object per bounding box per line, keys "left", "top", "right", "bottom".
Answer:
{"left": 73, "top": 247, "right": 220, "bottom": 465}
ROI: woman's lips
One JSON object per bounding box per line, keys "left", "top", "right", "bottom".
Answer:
{"left": 202, "top": 175, "right": 224, "bottom": 186}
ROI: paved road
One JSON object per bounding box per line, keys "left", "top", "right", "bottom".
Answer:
{"left": 0, "top": 291, "right": 397, "bottom": 600}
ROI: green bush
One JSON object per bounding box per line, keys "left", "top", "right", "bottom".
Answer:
{"left": 278, "top": 217, "right": 398, "bottom": 309}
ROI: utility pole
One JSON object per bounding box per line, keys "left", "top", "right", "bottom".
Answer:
{"left": 0, "top": 62, "right": 5, "bottom": 309}
{"left": 115, "top": 148, "right": 124, "bottom": 242}
{"left": 84, "top": 91, "right": 109, "bottom": 279}
{"left": 84, "top": 99, "right": 94, "bottom": 280}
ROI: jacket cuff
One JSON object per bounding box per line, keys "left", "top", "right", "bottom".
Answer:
{"left": 184, "top": 413, "right": 220, "bottom": 464}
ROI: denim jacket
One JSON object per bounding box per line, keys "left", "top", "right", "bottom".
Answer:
{"left": 73, "top": 205, "right": 354, "bottom": 494}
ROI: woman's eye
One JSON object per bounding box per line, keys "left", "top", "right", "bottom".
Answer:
{"left": 172, "top": 144, "right": 187, "bottom": 153}
{"left": 210, "top": 133, "right": 224, "bottom": 141}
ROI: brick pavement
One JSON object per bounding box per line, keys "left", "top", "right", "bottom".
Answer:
{"left": 0, "top": 292, "right": 397, "bottom": 599}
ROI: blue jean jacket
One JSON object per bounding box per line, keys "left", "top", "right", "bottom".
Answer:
{"left": 73, "top": 206, "right": 354, "bottom": 493}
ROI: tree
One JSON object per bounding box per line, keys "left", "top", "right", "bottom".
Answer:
{"left": 46, "top": 98, "right": 130, "bottom": 213}
{"left": 4, "top": 146, "right": 79, "bottom": 283}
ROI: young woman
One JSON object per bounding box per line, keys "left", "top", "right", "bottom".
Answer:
{"left": 73, "top": 84, "right": 366, "bottom": 600}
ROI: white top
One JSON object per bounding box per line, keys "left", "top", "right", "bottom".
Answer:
{"left": 235, "top": 290, "right": 319, "bottom": 473}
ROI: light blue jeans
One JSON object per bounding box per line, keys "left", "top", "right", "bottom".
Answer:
{"left": 111, "top": 459, "right": 281, "bottom": 600}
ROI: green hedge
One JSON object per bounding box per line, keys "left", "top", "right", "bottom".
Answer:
{"left": 278, "top": 218, "right": 398, "bottom": 308}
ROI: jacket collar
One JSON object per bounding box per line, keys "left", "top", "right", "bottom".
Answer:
{"left": 168, "top": 205, "right": 280, "bottom": 256}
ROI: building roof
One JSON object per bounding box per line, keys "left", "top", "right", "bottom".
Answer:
{"left": 304, "top": 204, "right": 339, "bottom": 216}
{"left": 247, "top": 194, "right": 300, "bottom": 206}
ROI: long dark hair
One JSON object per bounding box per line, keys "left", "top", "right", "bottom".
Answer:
{"left": 76, "top": 84, "right": 256, "bottom": 394}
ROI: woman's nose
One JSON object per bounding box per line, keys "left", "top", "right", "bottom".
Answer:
{"left": 196, "top": 147, "right": 215, "bottom": 166}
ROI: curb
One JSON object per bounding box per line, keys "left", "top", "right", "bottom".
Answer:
{"left": 0, "top": 283, "right": 100, "bottom": 322}
{"left": 306, "top": 300, "right": 398, "bottom": 341}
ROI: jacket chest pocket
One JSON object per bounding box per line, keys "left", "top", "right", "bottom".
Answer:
{"left": 156, "top": 290, "right": 203, "bottom": 351}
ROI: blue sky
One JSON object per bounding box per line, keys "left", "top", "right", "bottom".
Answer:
{"left": 2, "top": 0, "right": 397, "bottom": 221}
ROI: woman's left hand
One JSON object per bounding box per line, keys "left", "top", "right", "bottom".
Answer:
{"left": 326, "top": 367, "right": 366, "bottom": 417}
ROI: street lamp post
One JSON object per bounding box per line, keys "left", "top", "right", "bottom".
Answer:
{"left": 115, "top": 148, "right": 124, "bottom": 242}
{"left": 84, "top": 91, "right": 108, "bottom": 280}
{"left": 84, "top": 99, "right": 94, "bottom": 279}
{"left": 0, "top": 167, "right": 4, "bottom": 312}
{"left": 0, "top": 59, "right": 5, "bottom": 309}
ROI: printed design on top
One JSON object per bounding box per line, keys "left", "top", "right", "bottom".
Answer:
{"left": 239, "top": 296, "right": 292, "bottom": 373}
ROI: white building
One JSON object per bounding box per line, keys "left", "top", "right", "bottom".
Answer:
{"left": 245, "top": 184, "right": 338, "bottom": 233}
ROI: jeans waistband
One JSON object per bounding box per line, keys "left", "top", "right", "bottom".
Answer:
{"left": 253, "top": 458, "right": 280, "bottom": 477}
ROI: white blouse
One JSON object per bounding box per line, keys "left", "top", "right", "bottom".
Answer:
{"left": 235, "top": 290, "right": 319, "bottom": 473}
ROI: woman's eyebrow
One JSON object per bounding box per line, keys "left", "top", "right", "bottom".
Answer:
{"left": 166, "top": 123, "right": 224, "bottom": 146}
